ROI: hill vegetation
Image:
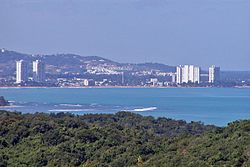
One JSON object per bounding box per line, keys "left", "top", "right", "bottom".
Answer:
{"left": 0, "top": 49, "right": 175, "bottom": 77}
{"left": 0, "top": 110, "right": 249, "bottom": 167}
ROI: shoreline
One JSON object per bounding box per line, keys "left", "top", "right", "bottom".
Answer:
{"left": 0, "top": 86, "right": 250, "bottom": 89}
{"left": 0, "top": 105, "right": 22, "bottom": 108}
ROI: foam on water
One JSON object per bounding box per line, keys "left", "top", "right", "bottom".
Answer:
{"left": 123, "top": 107, "right": 157, "bottom": 112}
{"left": 59, "top": 104, "right": 83, "bottom": 107}
{"left": 49, "top": 109, "right": 94, "bottom": 112}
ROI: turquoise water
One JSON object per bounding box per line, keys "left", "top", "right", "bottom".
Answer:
{"left": 1, "top": 88, "right": 250, "bottom": 126}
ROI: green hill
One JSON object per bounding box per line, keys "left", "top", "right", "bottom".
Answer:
{"left": 0, "top": 111, "right": 249, "bottom": 167}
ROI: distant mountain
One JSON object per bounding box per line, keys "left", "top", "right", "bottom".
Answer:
{"left": 0, "top": 49, "right": 175, "bottom": 77}
{"left": 134, "top": 63, "right": 176, "bottom": 72}
{"left": 221, "top": 71, "right": 250, "bottom": 81}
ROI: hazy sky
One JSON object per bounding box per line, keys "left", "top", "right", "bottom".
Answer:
{"left": 0, "top": 0, "right": 249, "bottom": 70}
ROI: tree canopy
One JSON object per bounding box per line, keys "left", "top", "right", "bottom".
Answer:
{"left": 0, "top": 110, "right": 249, "bottom": 167}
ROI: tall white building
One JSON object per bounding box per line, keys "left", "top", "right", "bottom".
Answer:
{"left": 193, "top": 66, "right": 200, "bottom": 83}
{"left": 33, "top": 60, "right": 45, "bottom": 82}
{"left": 182, "top": 65, "right": 190, "bottom": 83}
{"left": 16, "top": 60, "right": 28, "bottom": 83}
{"left": 209, "top": 65, "right": 220, "bottom": 83}
{"left": 176, "top": 65, "right": 200, "bottom": 84}
{"left": 176, "top": 66, "right": 182, "bottom": 84}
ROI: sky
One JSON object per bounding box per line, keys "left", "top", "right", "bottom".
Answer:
{"left": 0, "top": 0, "right": 249, "bottom": 70}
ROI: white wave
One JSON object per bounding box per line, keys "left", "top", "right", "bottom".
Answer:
{"left": 0, "top": 105, "right": 23, "bottom": 108}
{"left": 48, "top": 109, "right": 92, "bottom": 112}
{"left": 90, "top": 103, "right": 98, "bottom": 106}
{"left": 123, "top": 107, "right": 157, "bottom": 112}
{"left": 59, "top": 104, "right": 83, "bottom": 107}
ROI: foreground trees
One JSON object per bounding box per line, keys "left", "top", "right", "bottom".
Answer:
{"left": 0, "top": 111, "right": 249, "bottom": 167}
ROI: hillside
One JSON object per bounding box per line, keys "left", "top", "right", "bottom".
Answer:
{"left": 0, "top": 49, "right": 175, "bottom": 77}
{"left": 0, "top": 110, "right": 249, "bottom": 167}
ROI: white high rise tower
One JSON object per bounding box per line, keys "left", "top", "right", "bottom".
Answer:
{"left": 33, "top": 60, "right": 45, "bottom": 82}
{"left": 193, "top": 66, "right": 200, "bottom": 83}
{"left": 176, "top": 65, "right": 200, "bottom": 84}
{"left": 209, "top": 65, "right": 220, "bottom": 83}
{"left": 16, "top": 60, "right": 28, "bottom": 83}
{"left": 176, "top": 66, "right": 182, "bottom": 84}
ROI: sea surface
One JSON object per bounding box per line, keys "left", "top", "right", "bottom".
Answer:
{"left": 1, "top": 88, "right": 250, "bottom": 126}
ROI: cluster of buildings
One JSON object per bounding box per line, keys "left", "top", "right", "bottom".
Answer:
{"left": 16, "top": 60, "right": 45, "bottom": 84}
{"left": 14, "top": 59, "right": 221, "bottom": 87}
{"left": 176, "top": 65, "right": 200, "bottom": 84}
{"left": 175, "top": 65, "right": 220, "bottom": 84}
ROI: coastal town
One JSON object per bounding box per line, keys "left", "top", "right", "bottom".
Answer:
{"left": 0, "top": 49, "right": 249, "bottom": 88}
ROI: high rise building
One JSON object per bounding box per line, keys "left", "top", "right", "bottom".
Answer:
{"left": 188, "top": 65, "right": 194, "bottom": 83}
{"left": 182, "top": 65, "right": 189, "bottom": 83}
{"left": 193, "top": 66, "right": 200, "bottom": 83}
{"left": 16, "top": 60, "right": 28, "bottom": 83}
{"left": 176, "top": 65, "right": 200, "bottom": 84}
{"left": 176, "top": 66, "right": 182, "bottom": 84}
{"left": 33, "top": 60, "right": 45, "bottom": 82}
{"left": 209, "top": 65, "right": 220, "bottom": 83}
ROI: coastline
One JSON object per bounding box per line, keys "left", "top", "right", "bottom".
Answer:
{"left": 0, "top": 105, "right": 21, "bottom": 108}
{"left": 0, "top": 86, "right": 249, "bottom": 89}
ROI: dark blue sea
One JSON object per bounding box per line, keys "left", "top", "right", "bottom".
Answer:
{"left": 1, "top": 88, "right": 250, "bottom": 126}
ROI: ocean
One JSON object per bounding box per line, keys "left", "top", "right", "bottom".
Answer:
{"left": 1, "top": 88, "right": 250, "bottom": 126}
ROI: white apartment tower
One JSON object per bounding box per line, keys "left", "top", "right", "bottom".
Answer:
{"left": 176, "top": 65, "right": 200, "bottom": 84}
{"left": 16, "top": 60, "right": 28, "bottom": 83}
{"left": 193, "top": 66, "right": 200, "bottom": 83}
{"left": 33, "top": 60, "right": 45, "bottom": 82}
{"left": 176, "top": 66, "right": 182, "bottom": 84}
{"left": 182, "top": 65, "right": 189, "bottom": 83}
{"left": 209, "top": 65, "right": 220, "bottom": 83}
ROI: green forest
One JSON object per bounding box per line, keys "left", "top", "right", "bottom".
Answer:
{"left": 0, "top": 110, "right": 249, "bottom": 167}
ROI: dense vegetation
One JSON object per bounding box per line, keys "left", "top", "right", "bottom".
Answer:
{"left": 0, "top": 110, "right": 249, "bottom": 167}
